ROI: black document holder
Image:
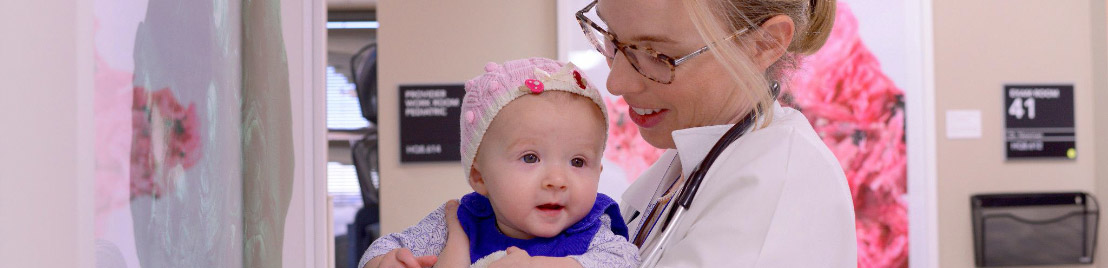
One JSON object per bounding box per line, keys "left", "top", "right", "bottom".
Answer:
{"left": 972, "top": 192, "right": 1099, "bottom": 267}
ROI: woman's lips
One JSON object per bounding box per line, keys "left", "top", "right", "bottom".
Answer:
{"left": 628, "top": 106, "right": 668, "bottom": 128}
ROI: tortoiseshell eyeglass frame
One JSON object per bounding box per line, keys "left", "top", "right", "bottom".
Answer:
{"left": 575, "top": 0, "right": 754, "bottom": 84}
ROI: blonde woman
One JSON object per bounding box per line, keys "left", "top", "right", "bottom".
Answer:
{"left": 576, "top": 0, "right": 857, "bottom": 266}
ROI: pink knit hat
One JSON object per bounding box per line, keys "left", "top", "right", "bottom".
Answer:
{"left": 460, "top": 57, "right": 608, "bottom": 179}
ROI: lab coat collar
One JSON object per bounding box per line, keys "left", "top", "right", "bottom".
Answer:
{"left": 671, "top": 101, "right": 783, "bottom": 179}
{"left": 620, "top": 101, "right": 784, "bottom": 212}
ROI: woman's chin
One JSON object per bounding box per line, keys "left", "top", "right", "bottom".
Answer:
{"left": 639, "top": 127, "right": 676, "bottom": 149}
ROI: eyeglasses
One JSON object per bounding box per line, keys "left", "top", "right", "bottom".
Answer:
{"left": 575, "top": 0, "right": 752, "bottom": 84}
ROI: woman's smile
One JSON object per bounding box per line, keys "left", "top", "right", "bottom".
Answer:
{"left": 628, "top": 105, "right": 669, "bottom": 128}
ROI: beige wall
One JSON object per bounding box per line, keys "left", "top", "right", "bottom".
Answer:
{"left": 933, "top": 0, "right": 1105, "bottom": 267}
{"left": 1094, "top": 0, "right": 1108, "bottom": 266}
{"left": 0, "top": 0, "right": 94, "bottom": 267}
{"left": 376, "top": 1, "right": 557, "bottom": 233}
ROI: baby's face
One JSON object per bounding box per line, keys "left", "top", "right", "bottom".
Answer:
{"left": 470, "top": 92, "right": 606, "bottom": 239}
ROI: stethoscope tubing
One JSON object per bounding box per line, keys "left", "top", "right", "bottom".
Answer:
{"left": 637, "top": 83, "right": 779, "bottom": 267}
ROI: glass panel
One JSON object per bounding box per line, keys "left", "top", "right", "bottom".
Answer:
{"left": 94, "top": 0, "right": 245, "bottom": 266}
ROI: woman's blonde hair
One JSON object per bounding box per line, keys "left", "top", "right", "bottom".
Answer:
{"left": 684, "top": 0, "right": 835, "bottom": 128}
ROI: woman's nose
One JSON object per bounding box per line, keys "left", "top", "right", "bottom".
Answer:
{"left": 605, "top": 51, "right": 646, "bottom": 96}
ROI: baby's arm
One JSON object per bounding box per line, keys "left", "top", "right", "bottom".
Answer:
{"left": 568, "top": 214, "right": 641, "bottom": 268}
{"left": 359, "top": 203, "right": 449, "bottom": 268}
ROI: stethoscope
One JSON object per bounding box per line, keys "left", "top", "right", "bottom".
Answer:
{"left": 636, "top": 82, "right": 780, "bottom": 267}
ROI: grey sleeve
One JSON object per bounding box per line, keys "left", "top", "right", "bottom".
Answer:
{"left": 357, "top": 204, "right": 449, "bottom": 268}
{"left": 569, "top": 214, "right": 642, "bottom": 268}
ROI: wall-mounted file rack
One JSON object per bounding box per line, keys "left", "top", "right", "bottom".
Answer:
{"left": 972, "top": 192, "right": 1098, "bottom": 267}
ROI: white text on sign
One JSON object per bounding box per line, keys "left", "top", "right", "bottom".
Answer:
{"left": 404, "top": 89, "right": 461, "bottom": 117}
{"left": 405, "top": 144, "right": 443, "bottom": 155}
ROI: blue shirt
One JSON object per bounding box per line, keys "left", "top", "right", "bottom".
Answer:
{"left": 457, "top": 192, "right": 629, "bottom": 264}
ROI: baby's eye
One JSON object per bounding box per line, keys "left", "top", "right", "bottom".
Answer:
{"left": 570, "top": 157, "right": 586, "bottom": 168}
{"left": 521, "top": 154, "right": 540, "bottom": 164}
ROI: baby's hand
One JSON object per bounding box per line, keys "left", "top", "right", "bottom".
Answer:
{"left": 364, "top": 248, "right": 437, "bottom": 268}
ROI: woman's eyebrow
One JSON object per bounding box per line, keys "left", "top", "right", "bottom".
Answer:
{"left": 629, "top": 34, "right": 676, "bottom": 44}
{"left": 596, "top": 7, "right": 675, "bottom": 44}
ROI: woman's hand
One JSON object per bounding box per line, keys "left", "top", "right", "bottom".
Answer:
{"left": 364, "top": 248, "right": 437, "bottom": 268}
{"left": 433, "top": 200, "right": 470, "bottom": 268}
{"left": 487, "top": 247, "right": 584, "bottom": 268}
{"left": 487, "top": 247, "right": 533, "bottom": 268}
{"left": 443, "top": 200, "right": 467, "bottom": 242}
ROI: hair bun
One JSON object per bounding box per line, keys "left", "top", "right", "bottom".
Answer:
{"left": 790, "top": 0, "right": 836, "bottom": 55}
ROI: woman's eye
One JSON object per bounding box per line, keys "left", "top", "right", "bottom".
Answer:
{"left": 521, "top": 154, "right": 539, "bottom": 164}
{"left": 571, "top": 158, "right": 586, "bottom": 168}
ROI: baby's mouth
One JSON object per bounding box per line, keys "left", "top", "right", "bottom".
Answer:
{"left": 536, "top": 203, "right": 565, "bottom": 211}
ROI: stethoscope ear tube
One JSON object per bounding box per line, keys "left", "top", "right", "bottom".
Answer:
{"left": 638, "top": 83, "right": 779, "bottom": 267}
{"left": 675, "top": 112, "right": 755, "bottom": 208}
{"left": 639, "top": 112, "right": 755, "bottom": 268}
{"left": 676, "top": 82, "right": 776, "bottom": 209}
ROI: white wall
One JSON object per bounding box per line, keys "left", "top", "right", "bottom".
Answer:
{"left": 281, "top": 0, "right": 330, "bottom": 266}
{"left": 0, "top": 0, "right": 95, "bottom": 267}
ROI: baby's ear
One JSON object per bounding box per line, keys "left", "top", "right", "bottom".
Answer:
{"left": 468, "top": 164, "right": 489, "bottom": 196}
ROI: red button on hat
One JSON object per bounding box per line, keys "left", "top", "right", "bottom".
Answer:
{"left": 524, "top": 79, "right": 544, "bottom": 94}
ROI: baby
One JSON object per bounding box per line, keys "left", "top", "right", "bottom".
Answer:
{"left": 359, "top": 58, "right": 640, "bottom": 268}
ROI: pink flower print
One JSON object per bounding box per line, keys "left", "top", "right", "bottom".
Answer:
{"left": 130, "top": 87, "right": 203, "bottom": 199}
{"left": 784, "top": 2, "right": 907, "bottom": 267}
{"left": 602, "top": 96, "right": 664, "bottom": 183}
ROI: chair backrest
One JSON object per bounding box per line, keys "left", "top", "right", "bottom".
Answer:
{"left": 351, "top": 129, "right": 379, "bottom": 205}
{"left": 351, "top": 43, "right": 377, "bottom": 124}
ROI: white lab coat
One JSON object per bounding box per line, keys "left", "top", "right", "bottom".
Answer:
{"left": 622, "top": 102, "right": 857, "bottom": 267}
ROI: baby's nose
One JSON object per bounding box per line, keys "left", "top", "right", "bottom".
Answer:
{"left": 542, "top": 171, "right": 568, "bottom": 191}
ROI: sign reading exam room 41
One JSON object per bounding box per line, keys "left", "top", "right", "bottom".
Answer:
{"left": 1004, "top": 84, "right": 1076, "bottom": 159}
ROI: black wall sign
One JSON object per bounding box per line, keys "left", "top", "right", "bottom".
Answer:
{"left": 1004, "top": 84, "right": 1076, "bottom": 159}
{"left": 399, "top": 84, "right": 465, "bottom": 162}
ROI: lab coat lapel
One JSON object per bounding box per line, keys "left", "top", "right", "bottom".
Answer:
{"left": 620, "top": 149, "right": 678, "bottom": 216}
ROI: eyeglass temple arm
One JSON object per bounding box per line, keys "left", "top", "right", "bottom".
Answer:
{"left": 672, "top": 28, "right": 750, "bottom": 66}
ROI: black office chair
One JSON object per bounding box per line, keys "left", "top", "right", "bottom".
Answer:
{"left": 348, "top": 43, "right": 380, "bottom": 268}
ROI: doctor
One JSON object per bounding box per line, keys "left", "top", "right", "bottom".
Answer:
{"left": 577, "top": 0, "right": 856, "bottom": 266}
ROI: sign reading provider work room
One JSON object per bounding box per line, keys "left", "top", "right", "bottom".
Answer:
{"left": 399, "top": 84, "right": 465, "bottom": 162}
{"left": 1004, "top": 84, "right": 1076, "bottom": 159}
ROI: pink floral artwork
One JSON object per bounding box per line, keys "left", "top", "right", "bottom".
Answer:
{"left": 603, "top": 96, "right": 665, "bottom": 183}
{"left": 130, "top": 86, "right": 203, "bottom": 199}
{"left": 784, "top": 2, "right": 908, "bottom": 267}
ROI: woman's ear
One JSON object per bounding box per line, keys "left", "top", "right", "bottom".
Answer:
{"left": 468, "top": 164, "right": 489, "bottom": 196}
{"left": 751, "top": 15, "right": 795, "bottom": 70}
